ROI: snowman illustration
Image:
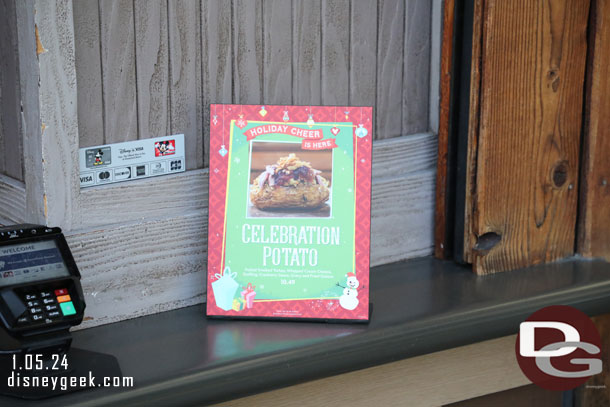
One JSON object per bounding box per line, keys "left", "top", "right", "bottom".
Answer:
{"left": 338, "top": 272, "right": 359, "bottom": 311}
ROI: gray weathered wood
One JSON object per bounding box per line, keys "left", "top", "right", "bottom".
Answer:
{"left": 376, "top": 0, "right": 405, "bottom": 139}
{"left": 0, "top": 175, "right": 26, "bottom": 224}
{"left": 350, "top": 0, "right": 377, "bottom": 136}
{"left": 321, "top": 0, "right": 350, "bottom": 105}
{"left": 79, "top": 168, "right": 208, "bottom": 228}
{"left": 0, "top": 0, "right": 23, "bottom": 181}
{"left": 233, "top": 0, "right": 264, "bottom": 104}
{"left": 69, "top": 0, "right": 437, "bottom": 164}
{"left": 35, "top": 0, "right": 80, "bottom": 229}
{"left": 67, "top": 133, "right": 436, "bottom": 328}
{"left": 371, "top": 132, "right": 437, "bottom": 178}
{"left": 134, "top": 0, "right": 170, "bottom": 140}
{"left": 202, "top": 0, "right": 233, "bottom": 167}
{"left": 6, "top": 0, "right": 441, "bottom": 329}
{"left": 68, "top": 211, "right": 207, "bottom": 329}
{"left": 402, "top": 0, "right": 431, "bottom": 134}
{"left": 72, "top": 0, "right": 104, "bottom": 147}
{"left": 168, "top": 0, "right": 204, "bottom": 170}
{"left": 263, "top": 0, "right": 292, "bottom": 105}
{"left": 0, "top": 65, "right": 3, "bottom": 176}
{"left": 428, "top": 0, "right": 443, "bottom": 134}
{"left": 100, "top": 0, "right": 138, "bottom": 143}
{"left": 293, "top": 0, "right": 322, "bottom": 105}
{"left": 16, "top": 0, "right": 45, "bottom": 223}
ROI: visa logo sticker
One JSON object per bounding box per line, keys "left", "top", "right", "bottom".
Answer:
{"left": 78, "top": 134, "right": 185, "bottom": 188}
{"left": 80, "top": 173, "right": 95, "bottom": 186}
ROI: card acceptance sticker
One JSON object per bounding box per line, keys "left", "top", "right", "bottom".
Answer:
{"left": 78, "top": 134, "right": 185, "bottom": 188}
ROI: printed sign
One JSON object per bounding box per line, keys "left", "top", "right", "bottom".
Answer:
{"left": 207, "top": 105, "right": 372, "bottom": 321}
{"left": 78, "top": 135, "right": 185, "bottom": 188}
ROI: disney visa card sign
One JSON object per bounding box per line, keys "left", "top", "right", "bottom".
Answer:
{"left": 207, "top": 105, "right": 372, "bottom": 321}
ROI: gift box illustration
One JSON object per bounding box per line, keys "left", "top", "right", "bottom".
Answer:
{"left": 232, "top": 298, "right": 246, "bottom": 312}
{"left": 241, "top": 283, "right": 257, "bottom": 309}
{"left": 211, "top": 267, "right": 239, "bottom": 311}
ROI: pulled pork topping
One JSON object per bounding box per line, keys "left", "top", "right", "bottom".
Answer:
{"left": 256, "top": 154, "right": 324, "bottom": 188}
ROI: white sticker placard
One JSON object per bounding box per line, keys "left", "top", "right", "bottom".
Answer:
{"left": 78, "top": 134, "right": 185, "bottom": 188}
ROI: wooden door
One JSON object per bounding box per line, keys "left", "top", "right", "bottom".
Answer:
{"left": 467, "top": 0, "right": 590, "bottom": 274}
{"left": 437, "top": 0, "right": 593, "bottom": 274}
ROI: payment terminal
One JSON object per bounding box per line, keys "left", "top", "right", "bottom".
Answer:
{"left": 0, "top": 224, "right": 85, "bottom": 354}
{"left": 0, "top": 225, "right": 115, "bottom": 400}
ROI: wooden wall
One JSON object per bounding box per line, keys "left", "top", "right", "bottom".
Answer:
{"left": 578, "top": 0, "right": 610, "bottom": 262}
{"left": 0, "top": 0, "right": 24, "bottom": 182}
{"left": 433, "top": 0, "right": 592, "bottom": 274}
{"left": 1, "top": 0, "right": 442, "bottom": 328}
{"left": 72, "top": 0, "right": 433, "bottom": 169}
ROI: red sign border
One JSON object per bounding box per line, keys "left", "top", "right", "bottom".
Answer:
{"left": 206, "top": 104, "right": 373, "bottom": 321}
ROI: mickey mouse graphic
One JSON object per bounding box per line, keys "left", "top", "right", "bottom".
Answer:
{"left": 156, "top": 140, "right": 175, "bottom": 156}
{"left": 158, "top": 141, "right": 171, "bottom": 155}
{"left": 94, "top": 149, "right": 104, "bottom": 166}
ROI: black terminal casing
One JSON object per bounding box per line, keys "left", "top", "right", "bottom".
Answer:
{"left": 0, "top": 224, "right": 85, "bottom": 355}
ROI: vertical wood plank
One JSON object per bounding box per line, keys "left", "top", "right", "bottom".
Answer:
{"left": 321, "top": 0, "right": 349, "bottom": 105}
{"left": 134, "top": 0, "right": 170, "bottom": 140}
{"left": 471, "top": 0, "right": 590, "bottom": 274}
{"left": 72, "top": 0, "right": 104, "bottom": 147}
{"left": 35, "top": 0, "right": 80, "bottom": 229}
{"left": 433, "top": 0, "right": 455, "bottom": 259}
{"left": 100, "top": 0, "right": 138, "bottom": 143}
{"left": 428, "top": 0, "right": 443, "bottom": 134}
{"left": 168, "top": 0, "right": 203, "bottom": 170}
{"left": 0, "top": 0, "right": 23, "bottom": 181}
{"left": 577, "top": 0, "right": 610, "bottom": 261}
{"left": 349, "top": 0, "right": 377, "bottom": 109}
{"left": 16, "top": 0, "right": 45, "bottom": 223}
{"left": 202, "top": 0, "right": 233, "bottom": 167}
{"left": 233, "top": 0, "right": 263, "bottom": 104}
{"left": 0, "top": 62, "right": 3, "bottom": 176}
{"left": 16, "top": 0, "right": 45, "bottom": 224}
{"left": 461, "top": 0, "right": 485, "bottom": 264}
{"left": 402, "top": 0, "right": 431, "bottom": 134}
{"left": 376, "top": 0, "right": 404, "bottom": 139}
{"left": 263, "top": 0, "right": 292, "bottom": 105}
{"left": 293, "top": 0, "right": 321, "bottom": 105}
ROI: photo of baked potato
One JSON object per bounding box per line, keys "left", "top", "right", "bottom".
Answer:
{"left": 250, "top": 153, "right": 330, "bottom": 210}
{"left": 248, "top": 143, "right": 332, "bottom": 217}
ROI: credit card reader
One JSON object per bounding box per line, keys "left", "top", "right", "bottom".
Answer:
{"left": 0, "top": 225, "right": 85, "bottom": 355}
{"left": 0, "top": 225, "right": 120, "bottom": 400}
